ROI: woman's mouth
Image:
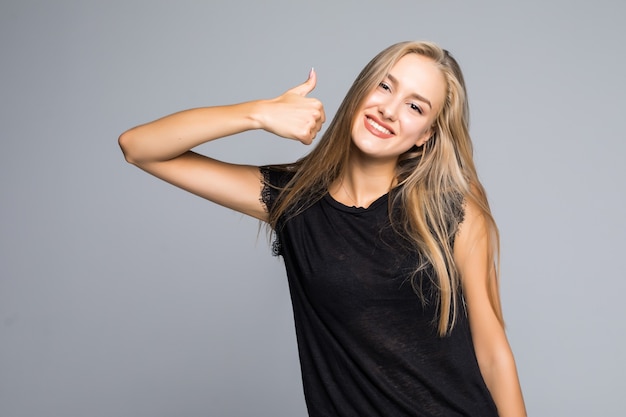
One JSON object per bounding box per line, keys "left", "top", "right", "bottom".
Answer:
{"left": 365, "top": 116, "right": 394, "bottom": 138}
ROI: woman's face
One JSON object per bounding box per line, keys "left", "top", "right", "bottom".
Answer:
{"left": 351, "top": 53, "right": 446, "bottom": 162}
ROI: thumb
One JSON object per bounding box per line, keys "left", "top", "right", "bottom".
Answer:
{"left": 289, "top": 68, "right": 317, "bottom": 96}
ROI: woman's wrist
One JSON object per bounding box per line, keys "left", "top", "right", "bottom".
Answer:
{"left": 244, "top": 99, "right": 271, "bottom": 132}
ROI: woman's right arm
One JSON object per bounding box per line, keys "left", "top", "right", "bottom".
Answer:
{"left": 118, "top": 70, "right": 324, "bottom": 221}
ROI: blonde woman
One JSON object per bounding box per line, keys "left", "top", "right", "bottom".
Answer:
{"left": 119, "top": 41, "right": 526, "bottom": 416}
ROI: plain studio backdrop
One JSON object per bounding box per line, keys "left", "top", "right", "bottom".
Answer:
{"left": 1, "top": 1, "right": 624, "bottom": 416}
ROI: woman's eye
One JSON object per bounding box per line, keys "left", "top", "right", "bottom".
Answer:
{"left": 410, "top": 103, "right": 423, "bottom": 114}
{"left": 379, "top": 82, "right": 391, "bottom": 91}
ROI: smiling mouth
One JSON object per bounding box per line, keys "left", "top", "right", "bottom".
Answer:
{"left": 366, "top": 117, "right": 393, "bottom": 135}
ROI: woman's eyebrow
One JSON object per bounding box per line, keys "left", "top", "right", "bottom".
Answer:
{"left": 387, "top": 73, "right": 432, "bottom": 110}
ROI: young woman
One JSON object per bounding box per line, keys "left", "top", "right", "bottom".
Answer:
{"left": 119, "top": 41, "right": 526, "bottom": 416}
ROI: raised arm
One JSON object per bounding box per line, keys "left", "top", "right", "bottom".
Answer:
{"left": 454, "top": 200, "right": 527, "bottom": 417}
{"left": 118, "top": 70, "right": 325, "bottom": 221}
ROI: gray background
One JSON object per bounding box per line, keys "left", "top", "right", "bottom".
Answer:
{"left": 1, "top": 0, "right": 624, "bottom": 416}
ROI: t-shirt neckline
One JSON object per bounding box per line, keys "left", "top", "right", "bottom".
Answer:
{"left": 323, "top": 192, "right": 389, "bottom": 213}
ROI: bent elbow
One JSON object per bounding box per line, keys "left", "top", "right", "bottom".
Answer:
{"left": 118, "top": 130, "right": 139, "bottom": 165}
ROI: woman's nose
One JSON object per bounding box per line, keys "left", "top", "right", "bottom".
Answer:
{"left": 378, "top": 98, "right": 399, "bottom": 121}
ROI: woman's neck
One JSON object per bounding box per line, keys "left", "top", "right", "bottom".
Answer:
{"left": 330, "top": 153, "right": 397, "bottom": 208}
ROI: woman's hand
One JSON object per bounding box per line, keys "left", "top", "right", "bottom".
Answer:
{"left": 255, "top": 69, "right": 326, "bottom": 145}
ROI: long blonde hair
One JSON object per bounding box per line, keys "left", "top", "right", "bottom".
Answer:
{"left": 268, "top": 41, "right": 503, "bottom": 336}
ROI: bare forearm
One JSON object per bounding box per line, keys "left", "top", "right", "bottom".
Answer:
{"left": 119, "top": 101, "right": 264, "bottom": 165}
{"left": 481, "top": 350, "right": 527, "bottom": 417}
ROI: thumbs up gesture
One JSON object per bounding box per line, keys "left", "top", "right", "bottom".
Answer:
{"left": 258, "top": 69, "right": 326, "bottom": 145}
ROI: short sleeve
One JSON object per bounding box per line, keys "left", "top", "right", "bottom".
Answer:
{"left": 259, "top": 166, "right": 296, "bottom": 212}
{"left": 260, "top": 166, "right": 279, "bottom": 215}
{"left": 259, "top": 166, "right": 295, "bottom": 256}
{"left": 448, "top": 192, "right": 466, "bottom": 246}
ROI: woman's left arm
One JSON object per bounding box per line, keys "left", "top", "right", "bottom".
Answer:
{"left": 454, "top": 200, "right": 527, "bottom": 417}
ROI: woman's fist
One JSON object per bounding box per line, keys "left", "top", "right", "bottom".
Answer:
{"left": 257, "top": 69, "right": 326, "bottom": 145}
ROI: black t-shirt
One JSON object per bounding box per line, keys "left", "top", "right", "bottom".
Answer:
{"left": 261, "top": 167, "right": 498, "bottom": 417}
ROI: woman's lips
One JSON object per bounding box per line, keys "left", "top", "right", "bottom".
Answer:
{"left": 364, "top": 116, "right": 394, "bottom": 139}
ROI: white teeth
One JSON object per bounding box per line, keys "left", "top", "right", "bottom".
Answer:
{"left": 367, "top": 118, "right": 391, "bottom": 135}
